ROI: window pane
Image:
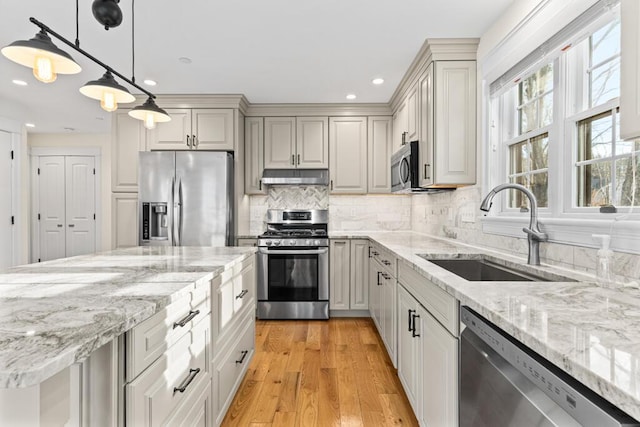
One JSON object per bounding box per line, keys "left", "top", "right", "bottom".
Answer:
{"left": 519, "top": 102, "right": 537, "bottom": 134}
{"left": 540, "top": 92, "right": 554, "bottom": 128}
{"left": 591, "top": 20, "right": 621, "bottom": 66}
{"left": 590, "top": 59, "right": 620, "bottom": 106}
{"left": 576, "top": 161, "right": 612, "bottom": 207}
{"left": 518, "top": 63, "right": 553, "bottom": 134}
{"left": 615, "top": 156, "right": 640, "bottom": 206}
{"left": 508, "top": 175, "right": 527, "bottom": 208}
{"left": 510, "top": 141, "right": 527, "bottom": 174}
{"left": 530, "top": 171, "right": 549, "bottom": 208}
{"left": 530, "top": 133, "right": 549, "bottom": 171}
{"left": 577, "top": 111, "right": 613, "bottom": 161}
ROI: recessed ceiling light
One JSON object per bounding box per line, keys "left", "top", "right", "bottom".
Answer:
{"left": 143, "top": 79, "right": 157, "bottom": 86}
{"left": 178, "top": 57, "right": 192, "bottom": 64}
{"left": 25, "top": 123, "right": 35, "bottom": 128}
{"left": 346, "top": 94, "right": 357, "bottom": 100}
{"left": 12, "top": 79, "right": 27, "bottom": 86}
{"left": 372, "top": 78, "right": 384, "bottom": 85}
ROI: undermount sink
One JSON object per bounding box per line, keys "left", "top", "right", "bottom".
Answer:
{"left": 419, "top": 255, "right": 576, "bottom": 282}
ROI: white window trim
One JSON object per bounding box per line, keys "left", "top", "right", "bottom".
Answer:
{"left": 482, "top": 4, "right": 640, "bottom": 255}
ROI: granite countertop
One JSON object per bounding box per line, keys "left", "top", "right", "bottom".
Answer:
{"left": 340, "top": 231, "right": 640, "bottom": 420}
{"left": 0, "top": 246, "right": 255, "bottom": 389}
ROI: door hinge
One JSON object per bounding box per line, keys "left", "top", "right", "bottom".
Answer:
{"left": 11, "top": 216, "right": 14, "bottom": 225}
{"left": 10, "top": 150, "right": 14, "bottom": 160}
{"left": 37, "top": 167, "right": 40, "bottom": 175}
{"left": 38, "top": 213, "right": 41, "bottom": 220}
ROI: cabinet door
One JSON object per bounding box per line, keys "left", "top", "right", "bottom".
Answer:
{"left": 434, "top": 61, "right": 476, "bottom": 185}
{"left": 165, "top": 379, "right": 212, "bottom": 427}
{"left": 112, "top": 193, "right": 138, "bottom": 248}
{"left": 236, "top": 238, "right": 258, "bottom": 247}
{"left": 329, "top": 239, "right": 350, "bottom": 310}
{"left": 296, "top": 117, "right": 329, "bottom": 168}
{"left": 419, "top": 64, "right": 434, "bottom": 187}
{"left": 149, "top": 108, "right": 192, "bottom": 150}
{"left": 381, "top": 272, "right": 397, "bottom": 366}
{"left": 621, "top": 0, "right": 640, "bottom": 139}
{"left": 264, "top": 117, "right": 296, "bottom": 168}
{"left": 392, "top": 103, "right": 407, "bottom": 154}
{"left": 406, "top": 83, "right": 419, "bottom": 142}
{"left": 192, "top": 109, "right": 234, "bottom": 150}
{"left": 367, "top": 116, "right": 392, "bottom": 193}
{"left": 244, "top": 117, "right": 265, "bottom": 194}
{"left": 420, "top": 308, "right": 458, "bottom": 427}
{"left": 368, "top": 257, "right": 381, "bottom": 331}
{"left": 112, "top": 111, "right": 146, "bottom": 192}
{"left": 329, "top": 117, "right": 367, "bottom": 194}
{"left": 349, "top": 239, "right": 369, "bottom": 309}
{"left": 397, "top": 285, "right": 419, "bottom": 413}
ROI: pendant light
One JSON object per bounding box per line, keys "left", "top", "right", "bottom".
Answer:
{"left": 1, "top": 30, "right": 82, "bottom": 83}
{"left": 128, "top": 97, "right": 170, "bottom": 129}
{"left": 80, "top": 71, "right": 135, "bottom": 112}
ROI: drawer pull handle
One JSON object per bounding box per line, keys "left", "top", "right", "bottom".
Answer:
{"left": 173, "top": 368, "right": 200, "bottom": 395}
{"left": 411, "top": 314, "right": 420, "bottom": 338}
{"left": 382, "top": 260, "right": 391, "bottom": 266}
{"left": 408, "top": 309, "right": 416, "bottom": 331}
{"left": 377, "top": 271, "right": 382, "bottom": 286}
{"left": 372, "top": 251, "right": 379, "bottom": 256}
{"left": 381, "top": 273, "right": 391, "bottom": 280}
{"left": 236, "top": 350, "right": 249, "bottom": 364}
{"left": 173, "top": 310, "right": 200, "bottom": 329}
{"left": 236, "top": 289, "right": 249, "bottom": 299}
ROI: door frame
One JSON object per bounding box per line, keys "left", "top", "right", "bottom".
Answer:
{"left": 29, "top": 147, "right": 102, "bottom": 262}
{"left": 0, "top": 122, "right": 21, "bottom": 268}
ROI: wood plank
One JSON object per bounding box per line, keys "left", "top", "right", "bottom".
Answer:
{"left": 317, "top": 368, "right": 340, "bottom": 427}
{"left": 379, "top": 393, "right": 419, "bottom": 426}
{"left": 272, "top": 412, "right": 296, "bottom": 427}
{"left": 250, "top": 351, "right": 290, "bottom": 423}
{"left": 276, "top": 371, "right": 300, "bottom": 413}
{"left": 221, "top": 377, "right": 263, "bottom": 425}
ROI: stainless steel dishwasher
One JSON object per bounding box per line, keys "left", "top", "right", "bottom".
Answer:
{"left": 460, "top": 306, "right": 639, "bottom": 427}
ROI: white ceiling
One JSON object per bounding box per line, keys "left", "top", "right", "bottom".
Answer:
{"left": 0, "top": 0, "right": 514, "bottom": 134}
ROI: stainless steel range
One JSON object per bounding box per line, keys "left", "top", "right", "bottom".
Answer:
{"left": 257, "top": 209, "right": 329, "bottom": 320}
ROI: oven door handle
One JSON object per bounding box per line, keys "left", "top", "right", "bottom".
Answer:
{"left": 258, "top": 248, "right": 328, "bottom": 255}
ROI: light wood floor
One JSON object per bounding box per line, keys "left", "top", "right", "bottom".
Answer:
{"left": 221, "top": 318, "right": 418, "bottom": 427}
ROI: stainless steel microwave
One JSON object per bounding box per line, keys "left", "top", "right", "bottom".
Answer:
{"left": 391, "top": 141, "right": 420, "bottom": 193}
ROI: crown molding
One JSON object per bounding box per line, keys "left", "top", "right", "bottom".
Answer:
{"left": 245, "top": 103, "right": 392, "bottom": 117}
{"left": 133, "top": 94, "right": 250, "bottom": 113}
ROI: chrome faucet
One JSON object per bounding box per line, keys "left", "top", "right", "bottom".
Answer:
{"left": 480, "top": 183, "right": 548, "bottom": 266}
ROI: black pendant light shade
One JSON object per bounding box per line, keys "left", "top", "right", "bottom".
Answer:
{"left": 1, "top": 30, "right": 82, "bottom": 80}
{"left": 129, "top": 97, "right": 171, "bottom": 129}
{"left": 80, "top": 71, "right": 135, "bottom": 112}
{"left": 92, "top": 0, "right": 123, "bottom": 30}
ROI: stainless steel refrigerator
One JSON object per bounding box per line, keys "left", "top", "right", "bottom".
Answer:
{"left": 138, "top": 151, "right": 234, "bottom": 246}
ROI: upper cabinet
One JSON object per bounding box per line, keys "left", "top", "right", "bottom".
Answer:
{"left": 112, "top": 111, "right": 147, "bottom": 192}
{"left": 149, "top": 108, "right": 234, "bottom": 151}
{"left": 392, "top": 83, "right": 418, "bottom": 154}
{"left": 620, "top": 0, "right": 640, "bottom": 140}
{"left": 329, "top": 117, "right": 368, "bottom": 194}
{"left": 245, "top": 117, "right": 266, "bottom": 195}
{"left": 368, "top": 116, "right": 393, "bottom": 193}
{"left": 264, "top": 117, "right": 328, "bottom": 169}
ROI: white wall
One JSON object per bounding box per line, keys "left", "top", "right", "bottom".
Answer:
{"left": 28, "top": 133, "right": 112, "bottom": 251}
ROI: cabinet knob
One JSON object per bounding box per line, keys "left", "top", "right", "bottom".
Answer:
{"left": 186, "top": 135, "right": 191, "bottom": 148}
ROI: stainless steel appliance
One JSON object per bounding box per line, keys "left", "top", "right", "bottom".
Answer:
{"left": 261, "top": 169, "right": 329, "bottom": 185}
{"left": 391, "top": 141, "right": 420, "bottom": 193}
{"left": 138, "top": 151, "right": 234, "bottom": 246}
{"left": 460, "top": 306, "right": 639, "bottom": 427}
{"left": 257, "top": 209, "right": 329, "bottom": 319}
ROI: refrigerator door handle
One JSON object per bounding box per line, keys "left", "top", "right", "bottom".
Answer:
{"left": 171, "top": 176, "right": 177, "bottom": 246}
{"left": 177, "top": 178, "right": 184, "bottom": 246}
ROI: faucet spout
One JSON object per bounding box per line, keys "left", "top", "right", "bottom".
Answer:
{"left": 479, "top": 183, "right": 548, "bottom": 265}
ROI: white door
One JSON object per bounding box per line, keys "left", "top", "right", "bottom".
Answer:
{"left": 65, "top": 157, "right": 95, "bottom": 257}
{"left": 0, "top": 131, "right": 13, "bottom": 270}
{"left": 38, "top": 156, "right": 67, "bottom": 262}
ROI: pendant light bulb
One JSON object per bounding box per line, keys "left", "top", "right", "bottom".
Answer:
{"left": 33, "top": 55, "right": 56, "bottom": 83}
{"left": 100, "top": 91, "right": 118, "bottom": 112}
{"left": 144, "top": 113, "right": 156, "bottom": 130}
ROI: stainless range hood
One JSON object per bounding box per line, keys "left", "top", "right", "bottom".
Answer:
{"left": 261, "top": 169, "right": 329, "bottom": 185}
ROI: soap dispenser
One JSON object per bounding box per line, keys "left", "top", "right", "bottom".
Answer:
{"left": 592, "top": 234, "right": 614, "bottom": 287}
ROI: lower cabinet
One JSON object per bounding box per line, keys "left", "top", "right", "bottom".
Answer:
{"left": 368, "top": 243, "right": 397, "bottom": 366}
{"left": 329, "top": 238, "right": 369, "bottom": 312}
{"left": 397, "top": 279, "right": 458, "bottom": 427}
{"left": 111, "top": 193, "right": 138, "bottom": 248}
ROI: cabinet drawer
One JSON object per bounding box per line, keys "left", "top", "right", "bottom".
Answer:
{"left": 164, "top": 378, "right": 212, "bottom": 427}
{"left": 370, "top": 244, "right": 396, "bottom": 278}
{"left": 213, "top": 312, "right": 255, "bottom": 424}
{"left": 398, "top": 261, "right": 458, "bottom": 336}
{"left": 126, "top": 286, "right": 210, "bottom": 381}
{"left": 126, "top": 314, "right": 211, "bottom": 427}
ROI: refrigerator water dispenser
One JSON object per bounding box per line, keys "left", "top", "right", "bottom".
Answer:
{"left": 142, "top": 202, "right": 168, "bottom": 241}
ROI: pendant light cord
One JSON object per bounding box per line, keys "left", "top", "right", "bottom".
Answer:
{"left": 131, "top": 0, "right": 135, "bottom": 83}
{"left": 75, "top": 0, "right": 80, "bottom": 47}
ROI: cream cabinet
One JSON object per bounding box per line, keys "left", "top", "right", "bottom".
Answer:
{"left": 236, "top": 237, "right": 258, "bottom": 247}
{"left": 418, "top": 61, "right": 476, "bottom": 187}
{"left": 264, "top": 117, "right": 328, "bottom": 169}
{"left": 329, "top": 238, "right": 369, "bottom": 312}
{"left": 621, "top": 0, "right": 640, "bottom": 140}
{"left": 392, "top": 83, "right": 418, "bottom": 153}
{"left": 150, "top": 108, "right": 234, "bottom": 151}
{"left": 397, "top": 261, "right": 459, "bottom": 427}
{"left": 112, "top": 111, "right": 146, "bottom": 192}
{"left": 329, "top": 117, "right": 368, "bottom": 194}
{"left": 111, "top": 193, "right": 138, "bottom": 248}
{"left": 367, "top": 116, "right": 393, "bottom": 193}
{"left": 244, "top": 117, "right": 266, "bottom": 194}
{"left": 368, "top": 242, "right": 397, "bottom": 366}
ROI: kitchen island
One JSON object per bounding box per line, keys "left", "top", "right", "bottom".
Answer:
{"left": 0, "top": 245, "right": 256, "bottom": 426}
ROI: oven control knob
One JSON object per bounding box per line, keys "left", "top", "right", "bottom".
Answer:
{"left": 265, "top": 240, "right": 272, "bottom": 246}
{"left": 272, "top": 240, "right": 280, "bottom": 246}
{"left": 288, "top": 239, "right": 296, "bottom": 246}
{"left": 305, "top": 239, "right": 312, "bottom": 246}
{"left": 314, "top": 240, "right": 321, "bottom": 246}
